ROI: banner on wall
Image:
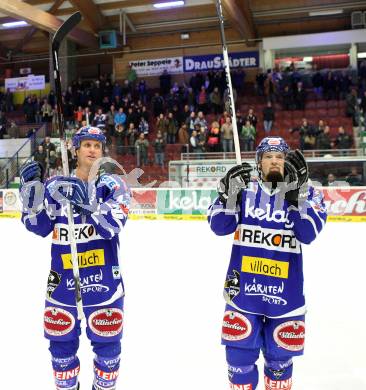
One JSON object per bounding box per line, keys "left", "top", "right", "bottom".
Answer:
{"left": 5, "top": 75, "right": 45, "bottom": 92}
{"left": 183, "top": 51, "right": 259, "bottom": 72}
{"left": 129, "top": 57, "right": 184, "bottom": 77}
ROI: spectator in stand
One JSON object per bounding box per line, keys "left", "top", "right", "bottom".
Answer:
{"left": 47, "top": 150, "right": 57, "bottom": 177}
{"left": 316, "top": 119, "right": 326, "bottom": 134}
{"left": 207, "top": 121, "right": 221, "bottom": 153}
{"left": 220, "top": 116, "right": 234, "bottom": 153}
{"left": 82, "top": 106, "right": 93, "bottom": 126}
{"left": 223, "top": 87, "right": 237, "bottom": 113}
{"left": 178, "top": 124, "right": 189, "bottom": 148}
{"left": 152, "top": 92, "right": 164, "bottom": 117}
{"left": 324, "top": 173, "right": 337, "bottom": 186}
{"left": 346, "top": 89, "right": 358, "bottom": 120}
{"left": 34, "top": 97, "right": 42, "bottom": 124}
{"left": 114, "top": 107, "right": 127, "bottom": 129}
{"left": 263, "top": 101, "right": 275, "bottom": 134}
{"left": 186, "top": 87, "right": 196, "bottom": 112}
{"left": 127, "top": 122, "right": 138, "bottom": 155}
{"left": 74, "top": 106, "right": 84, "bottom": 126}
{"left": 42, "top": 136, "right": 56, "bottom": 160}
{"left": 264, "top": 72, "right": 275, "bottom": 102}
{"left": 345, "top": 167, "right": 363, "bottom": 186}
{"left": 33, "top": 144, "right": 46, "bottom": 171}
{"left": 160, "top": 69, "right": 171, "bottom": 96}
{"left": 114, "top": 124, "right": 126, "bottom": 155}
{"left": 312, "top": 68, "right": 323, "bottom": 99}
{"left": 335, "top": 126, "right": 353, "bottom": 155}
{"left": 360, "top": 90, "right": 366, "bottom": 113}
{"left": 157, "top": 113, "right": 169, "bottom": 141}
{"left": 197, "top": 127, "right": 207, "bottom": 155}
{"left": 138, "top": 79, "right": 147, "bottom": 104}
{"left": 282, "top": 85, "right": 293, "bottom": 111}
{"left": 112, "top": 81, "right": 122, "bottom": 102}
{"left": 240, "top": 119, "right": 256, "bottom": 151}
{"left": 255, "top": 69, "right": 266, "bottom": 96}
{"left": 141, "top": 105, "right": 150, "bottom": 122}
{"left": 138, "top": 116, "right": 149, "bottom": 137}
{"left": 209, "top": 87, "right": 222, "bottom": 114}
{"left": 354, "top": 107, "right": 365, "bottom": 146}
{"left": 236, "top": 111, "right": 244, "bottom": 133}
{"left": 194, "top": 111, "right": 208, "bottom": 132}
{"left": 93, "top": 108, "right": 107, "bottom": 143}
{"left": 127, "top": 64, "right": 137, "bottom": 93}
{"left": 290, "top": 118, "right": 316, "bottom": 150}
{"left": 153, "top": 131, "right": 165, "bottom": 167}
{"left": 339, "top": 71, "right": 352, "bottom": 100}
{"left": 244, "top": 108, "right": 258, "bottom": 129}
{"left": 359, "top": 60, "right": 366, "bottom": 90}
{"left": 106, "top": 104, "right": 116, "bottom": 137}
{"left": 166, "top": 112, "right": 178, "bottom": 144}
{"left": 135, "top": 133, "right": 149, "bottom": 166}
{"left": 232, "top": 68, "right": 246, "bottom": 95}
{"left": 316, "top": 125, "right": 332, "bottom": 153}
{"left": 190, "top": 129, "right": 199, "bottom": 153}
{"left": 197, "top": 86, "right": 208, "bottom": 114}
{"left": 23, "top": 96, "right": 36, "bottom": 123}
{"left": 3, "top": 88, "right": 13, "bottom": 112}
{"left": 294, "top": 81, "right": 306, "bottom": 110}
{"left": 185, "top": 111, "right": 196, "bottom": 135}
{"left": 7, "top": 120, "right": 20, "bottom": 138}
{"left": 323, "top": 71, "right": 336, "bottom": 101}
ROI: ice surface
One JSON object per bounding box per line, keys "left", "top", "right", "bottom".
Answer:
{"left": 1, "top": 218, "right": 365, "bottom": 390}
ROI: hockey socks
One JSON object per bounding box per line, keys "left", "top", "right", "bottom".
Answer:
{"left": 93, "top": 355, "right": 120, "bottom": 390}
{"left": 264, "top": 358, "right": 293, "bottom": 390}
{"left": 52, "top": 355, "right": 80, "bottom": 390}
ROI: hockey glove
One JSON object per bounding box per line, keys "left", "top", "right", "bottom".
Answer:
{"left": 19, "top": 161, "right": 44, "bottom": 212}
{"left": 217, "top": 162, "right": 252, "bottom": 208}
{"left": 19, "top": 161, "right": 44, "bottom": 188}
{"left": 49, "top": 177, "right": 94, "bottom": 216}
{"left": 284, "top": 149, "right": 309, "bottom": 207}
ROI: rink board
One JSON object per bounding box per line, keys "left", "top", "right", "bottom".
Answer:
{"left": 0, "top": 187, "right": 365, "bottom": 222}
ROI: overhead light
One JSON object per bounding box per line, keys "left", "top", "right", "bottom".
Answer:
{"left": 358, "top": 52, "right": 366, "bottom": 58}
{"left": 153, "top": 1, "right": 185, "bottom": 9}
{"left": 2, "top": 20, "right": 29, "bottom": 28}
{"left": 303, "top": 56, "right": 313, "bottom": 62}
{"left": 309, "top": 9, "right": 343, "bottom": 17}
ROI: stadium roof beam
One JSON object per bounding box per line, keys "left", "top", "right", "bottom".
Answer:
{"left": 0, "top": 0, "right": 97, "bottom": 48}
{"left": 13, "top": 0, "right": 65, "bottom": 54}
{"left": 68, "top": 0, "right": 107, "bottom": 34}
{"left": 221, "top": 0, "right": 256, "bottom": 45}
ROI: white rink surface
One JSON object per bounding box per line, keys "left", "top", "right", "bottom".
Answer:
{"left": 1, "top": 218, "right": 366, "bottom": 390}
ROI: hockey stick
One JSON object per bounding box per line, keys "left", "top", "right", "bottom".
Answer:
{"left": 52, "top": 12, "right": 84, "bottom": 319}
{"left": 215, "top": 0, "right": 242, "bottom": 165}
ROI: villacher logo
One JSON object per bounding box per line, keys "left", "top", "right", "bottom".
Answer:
{"left": 222, "top": 311, "right": 252, "bottom": 341}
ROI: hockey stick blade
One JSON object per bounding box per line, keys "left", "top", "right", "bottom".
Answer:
{"left": 52, "top": 12, "right": 82, "bottom": 52}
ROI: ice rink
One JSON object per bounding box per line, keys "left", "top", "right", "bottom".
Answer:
{"left": 1, "top": 218, "right": 366, "bottom": 390}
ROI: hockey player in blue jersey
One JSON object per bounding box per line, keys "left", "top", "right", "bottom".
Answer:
{"left": 20, "top": 126, "right": 131, "bottom": 390}
{"left": 208, "top": 136, "right": 327, "bottom": 390}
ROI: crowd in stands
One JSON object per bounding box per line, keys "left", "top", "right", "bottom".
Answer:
{"left": 1, "top": 60, "right": 366, "bottom": 185}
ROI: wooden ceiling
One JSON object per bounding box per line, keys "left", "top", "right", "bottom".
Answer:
{"left": 0, "top": 0, "right": 365, "bottom": 61}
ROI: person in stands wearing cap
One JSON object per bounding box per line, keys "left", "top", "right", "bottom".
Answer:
{"left": 208, "top": 137, "right": 327, "bottom": 390}
{"left": 19, "top": 126, "right": 131, "bottom": 390}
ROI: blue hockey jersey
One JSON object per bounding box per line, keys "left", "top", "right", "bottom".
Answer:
{"left": 21, "top": 174, "right": 131, "bottom": 308}
{"left": 208, "top": 180, "right": 327, "bottom": 318}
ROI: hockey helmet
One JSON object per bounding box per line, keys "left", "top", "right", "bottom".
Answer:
{"left": 72, "top": 126, "right": 106, "bottom": 149}
{"left": 255, "top": 136, "right": 289, "bottom": 165}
